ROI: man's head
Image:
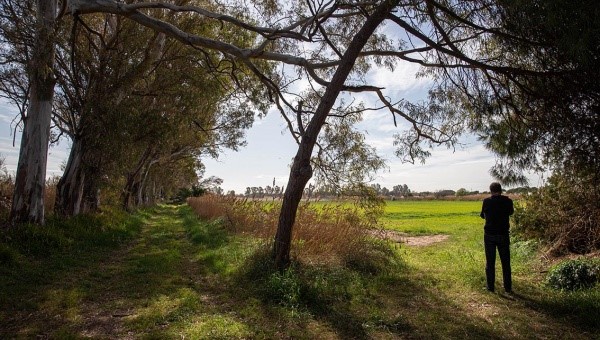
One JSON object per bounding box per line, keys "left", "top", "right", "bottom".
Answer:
{"left": 489, "top": 182, "right": 502, "bottom": 195}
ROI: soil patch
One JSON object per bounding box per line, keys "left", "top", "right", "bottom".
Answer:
{"left": 369, "top": 229, "right": 449, "bottom": 246}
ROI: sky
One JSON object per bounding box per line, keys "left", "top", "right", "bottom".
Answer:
{"left": 198, "top": 110, "right": 546, "bottom": 194}
{"left": 0, "top": 32, "right": 547, "bottom": 194}
{"left": 196, "top": 61, "right": 547, "bottom": 194}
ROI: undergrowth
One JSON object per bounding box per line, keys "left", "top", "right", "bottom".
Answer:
{"left": 1, "top": 202, "right": 598, "bottom": 338}
{"left": 0, "top": 208, "right": 143, "bottom": 308}
{"left": 234, "top": 241, "right": 405, "bottom": 321}
{"left": 513, "top": 171, "right": 600, "bottom": 255}
{"left": 1, "top": 209, "right": 141, "bottom": 262}
{"left": 546, "top": 258, "right": 600, "bottom": 291}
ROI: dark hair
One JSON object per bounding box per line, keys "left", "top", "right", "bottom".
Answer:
{"left": 489, "top": 182, "right": 502, "bottom": 194}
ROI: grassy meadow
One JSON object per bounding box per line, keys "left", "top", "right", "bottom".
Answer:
{"left": 0, "top": 200, "right": 598, "bottom": 339}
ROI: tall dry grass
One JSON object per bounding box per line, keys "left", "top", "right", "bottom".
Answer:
{"left": 187, "top": 195, "right": 381, "bottom": 264}
{"left": 0, "top": 175, "right": 59, "bottom": 221}
{"left": 0, "top": 173, "right": 13, "bottom": 221}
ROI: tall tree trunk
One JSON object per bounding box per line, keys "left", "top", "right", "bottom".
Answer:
{"left": 122, "top": 147, "right": 153, "bottom": 210}
{"left": 122, "top": 171, "right": 143, "bottom": 211}
{"left": 55, "top": 138, "right": 85, "bottom": 216}
{"left": 273, "top": 0, "right": 398, "bottom": 269}
{"left": 135, "top": 164, "right": 152, "bottom": 206}
{"left": 10, "top": 0, "right": 57, "bottom": 225}
{"left": 80, "top": 172, "right": 100, "bottom": 214}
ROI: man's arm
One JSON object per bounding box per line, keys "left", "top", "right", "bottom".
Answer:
{"left": 480, "top": 200, "right": 486, "bottom": 219}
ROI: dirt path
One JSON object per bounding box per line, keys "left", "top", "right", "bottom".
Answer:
{"left": 73, "top": 205, "right": 226, "bottom": 338}
{"left": 3, "top": 205, "right": 228, "bottom": 339}
{"left": 369, "top": 229, "right": 450, "bottom": 246}
{"left": 3, "top": 205, "right": 598, "bottom": 339}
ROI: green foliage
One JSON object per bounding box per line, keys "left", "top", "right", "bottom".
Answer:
{"left": 0, "top": 243, "right": 21, "bottom": 267}
{"left": 171, "top": 185, "right": 206, "bottom": 204}
{"left": 512, "top": 171, "right": 600, "bottom": 255}
{"left": 455, "top": 188, "right": 468, "bottom": 197}
{"left": 0, "top": 209, "right": 141, "bottom": 260}
{"left": 546, "top": 259, "right": 600, "bottom": 291}
{"left": 266, "top": 267, "right": 302, "bottom": 309}
{"left": 343, "top": 239, "right": 402, "bottom": 275}
{"left": 236, "top": 237, "right": 405, "bottom": 316}
{"left": 471, "top": 0, "right": 600, "bottom": 183}
{"left": 2, "top": 201, "right": 600, "bottom": 338}
{"left": 312, "top": 117, "right": 386, "bottom": 189}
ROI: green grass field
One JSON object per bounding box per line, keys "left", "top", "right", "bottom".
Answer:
{"left": 0, "top": 201, "right": 598, "bottom": 339}
{"left": 382, "top": 200, "right": 599, "bottom": 339}
{"left": 382, "top": 200, "right": 481, "bottom": 234}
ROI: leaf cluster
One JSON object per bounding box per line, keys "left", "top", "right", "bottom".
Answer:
{"left": 545, "top": 258, "right": 599, "bottom": 291}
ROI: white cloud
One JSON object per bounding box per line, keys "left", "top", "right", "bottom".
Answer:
{"left": 368, "top": 62, "right": 432, "bottom": 95}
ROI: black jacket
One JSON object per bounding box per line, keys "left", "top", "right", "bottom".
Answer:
{"left": 480, "top": 195, "right": 514, "bottom": 236}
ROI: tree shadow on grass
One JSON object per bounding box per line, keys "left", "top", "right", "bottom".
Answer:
{"left": 500, "top": 284, "right": 600, "bottom": 335}
{"left": 232, "top": 245, "right": 510, "bottom": 339}
{"left": 0, "top": 205, "right": 223, "bottom": 337}
{"left": 231, "top": 238, "right": 600, "bottom": 339}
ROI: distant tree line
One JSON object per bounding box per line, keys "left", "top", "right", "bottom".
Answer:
{"left": 214, "top": 182, "right": 537, "bottom": 200}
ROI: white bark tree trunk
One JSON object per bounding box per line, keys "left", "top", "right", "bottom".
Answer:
{"left": 10, "top": 0, "right": 58, "bottom": 225}
{"left": 55, "top": 138, "right": 85, "bottom": 216}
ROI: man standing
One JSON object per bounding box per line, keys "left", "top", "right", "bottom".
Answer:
{"left": 480, "top": 182, "right": 514, "bottom": 293}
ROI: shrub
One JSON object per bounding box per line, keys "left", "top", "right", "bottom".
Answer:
{"left": 0, "top": 158, "right": 59, "bottom": 221}
{"left": 512, "top": 171, "right": 600, "bottom": 255}
{"left": 545, "top": 258, "right": 599, "bottom": 291}
{"left": 171, "top": 185, "right": 206, "bottom": 204}
{"left": 0, "top": 156, "right": 13, "bottom": 221}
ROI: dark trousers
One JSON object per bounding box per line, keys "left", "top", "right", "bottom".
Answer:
{"left": 484, "top": 234, "right": 512, "bottom": 292}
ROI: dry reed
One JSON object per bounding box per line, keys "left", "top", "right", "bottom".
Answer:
{"left": 187, "top": 195, "right": 377, "bottom": 264}
{"left": 0, "top": 175, "right": 59, "bottom": 220}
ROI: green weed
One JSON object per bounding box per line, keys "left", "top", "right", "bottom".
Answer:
{"left": 546, "top": 258, "right": 599, "bottom": 291}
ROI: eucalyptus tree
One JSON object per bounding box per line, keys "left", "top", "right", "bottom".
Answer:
{"left": 51, "top": 14, "right": 173, "bottom": 216}
{"left": 0, "top": 1, "right": 264, "bottom": 217}
{"left": 0, "top": 0, "right": 61, "bottom": 224}
{"left": 0, "top": 1, "right": 34, "bottom": 126}
{"left": 11, "top": 0, "right": 567, "bottom": 268}
{"left": 117, "top": 52, "right": 257, "bottom": 210}
{"left": 57, "top": 15, "right": 259, "bottom": 214}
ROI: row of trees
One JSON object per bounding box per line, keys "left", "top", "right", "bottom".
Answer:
{"left": 227, "top": 184, "right": 534, "bottom": 199}
{"left": 1, "top": 0, "right": 266, "bottom": 217}
{"left": 1, "top": 0, "right": 597, "bottom": 268}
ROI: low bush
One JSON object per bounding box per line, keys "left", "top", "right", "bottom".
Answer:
{"left": 235, "top": 244, "right": 404, "bottom": 318}
{"left": 0, "top": 171, "right": 59, "bottom": 222}
{"left": 0, "top": 158, "right": 13, "bottom": 221}
{"left": 0, "top": 208, "right": 142, "bottom": 261}
{"left": 545, "top": 258, "right": 600, "bottom": 291}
